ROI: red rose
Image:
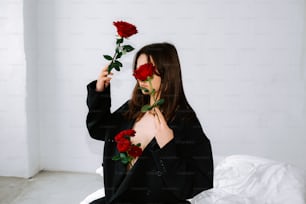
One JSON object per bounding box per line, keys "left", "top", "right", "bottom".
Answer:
{"left": 114, "top": 129, "right": 135, "bottom": 142}
{"left": 127, "top": 145, "right": 143, "bottom": 158}
{"left": 114, "top": 132, "right": 124, "bottom": 142}
{"left": 112, "top": 128, "right": 143, "bottom": 165}
{"left": 113, "top": 21, "right": 138, "bottom": 38}
{"left": 117, "top": 138, "right": 131, "bottom": 152}
{"left": 121, "top": 129, "right": 136, "bottom": 137}
{"left": 133, "top": 63, "right": 155, "bottom": 81}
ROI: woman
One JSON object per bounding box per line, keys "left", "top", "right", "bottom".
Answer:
{"left": 86, "top": 42, "right": 213, "bottom": 204}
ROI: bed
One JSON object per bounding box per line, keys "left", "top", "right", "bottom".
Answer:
{"left": 81, "top": 155, "right": 306, "bottom": 204}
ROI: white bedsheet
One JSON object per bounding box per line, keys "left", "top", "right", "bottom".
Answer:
{"left": 191, "top": 155, "right": 306, "bottom": 204}
{"left": 81, "top": 155, "right": 306, "bottom": 204}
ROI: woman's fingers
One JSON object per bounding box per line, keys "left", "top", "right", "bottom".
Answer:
{"left": 153, "top": 107, "right": 174, "bottom": 148}
{"left": 153, "top": 107, "right": 168, "bottom": 128}
{"left": 96, "top": 65, "right": 113, "bottom": 92}
{"left": 153, "top": 107, "right": 166, "bottom": 126}
{"left": 99, "top": 66, "right": 113, "bottom": 78}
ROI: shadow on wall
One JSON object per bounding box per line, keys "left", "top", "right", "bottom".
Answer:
{"left": 24, "top": 0, "right": 56, "bottom": 177}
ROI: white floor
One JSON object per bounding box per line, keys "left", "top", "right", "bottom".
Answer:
{"left": 0, "top": 171, "right": 103, "bottom": 204}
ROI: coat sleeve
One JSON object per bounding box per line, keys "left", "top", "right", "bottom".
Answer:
{"left": 151, "top": 111, "right": 214, "bottom": 199}
{"left": 86, "top": 80, "right": 128, "bottom": 141}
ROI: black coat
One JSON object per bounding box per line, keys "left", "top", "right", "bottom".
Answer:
{"left": 86, "top": 81, "right": 214, "bottom": 204}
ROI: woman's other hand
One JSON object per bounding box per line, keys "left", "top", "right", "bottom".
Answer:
{"left": 153, "top": 108, "right": 174, "bottom": 148}
{"left": 96, "top": 65, "right": 113, "bottom": 92}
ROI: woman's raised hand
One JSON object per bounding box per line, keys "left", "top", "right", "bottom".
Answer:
{"left": 96, "top": 65, "right": 113, "bottom": 92}
{"left": 153, "top": 108, "right": 174, "bottom": 148}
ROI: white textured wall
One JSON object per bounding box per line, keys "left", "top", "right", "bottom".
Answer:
{"left": 1, "top": 0, "right": 305, "bottom": 177}
{"left": 0, "top": 0, "right": 36, "bottom": 177}
{"left": 24, "top": 0, "right": 40, "bottom": 177}
{"left": 36, "top": 0, "right": 305, "bottom": 171}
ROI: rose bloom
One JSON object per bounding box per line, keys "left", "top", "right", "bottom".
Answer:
{"left": 121, "top": 129, "right": 136, "bottom": 137}
{"left": 127, "top": 145, "right": 143, "bottom": 158}
{"left": 114, "top": 129, "right": 135, "bottom": 142}
{"left": 133, "top": 63, "right": 155, "bottom": 81}
{"left": 116, "top": 138, "right": 131, "bottom": 152}
{"left": 113, "top": 21, "right": 138, "bottom": 38}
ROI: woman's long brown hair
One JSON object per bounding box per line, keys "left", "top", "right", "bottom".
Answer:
{"left": 127, "top": 42, "right": 192, "bottom": 122}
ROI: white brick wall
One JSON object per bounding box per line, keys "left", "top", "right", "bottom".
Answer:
{"left": 1, "top": 0, "right": 305, "bottom": 177}
{"left": 0, "top": 0, "right": 36, "bottom": 177}
{"left": 37, "top": 0, "right": 306, "bottom": 171}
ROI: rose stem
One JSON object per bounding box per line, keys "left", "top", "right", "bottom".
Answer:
{"left": 109, "top": 37, "right": 123, "bottom": 73}
{"left": 148, "top": 77, "right": 161, "bottom": 123}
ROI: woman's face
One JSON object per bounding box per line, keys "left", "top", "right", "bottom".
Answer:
{"left": 136, "top": 54, "right": 161, "bottom": 96}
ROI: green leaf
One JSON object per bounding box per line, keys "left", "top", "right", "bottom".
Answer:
{"left": 155, "top": 98, "right": 165, "bottom": 106}
{"left": 113, "top": 60, "right": 123, "bottom": 67}
{"left": 108, "top": 64, "right": 114, "bottom": 73}
{"left": 108, "top": 61, "right": 122, "bottom": 72}
{"left": 127, "top": 156, "right": 132, "bottom": 162}
{"left": 122, "top": 45, "right": 134, "bottom": 52}
{"left": 103, "top": 55, "right": 113, "bottom": 61}
{"left": 121, "top": 154, "right": 132, "bottom": 164}
{"left": 116, "top": 38, "right": 124, "bottom": 44}
{"left": 108, "top": 62, "right": 117, "bottom": 72}
{"left": 112, "top": 155, "right": 120, "bottom": 161}
{"left": 138, "top": 87, "right": 149, "bottom": 93}
{"left": 136, "top": 143, "right": 141, "bottom": 147}
{"left": 120, "top": 153, "right": 127, "bottom": 159}
{"left": 141, "top": 104, "right": 153, "bottom": 112}
{"left": 116, "top": 52, "right": 123, "bottom": 59}
{"left": 114, "top": 65, "right": 120, "bottom": 71}
{"left": 151, "top": 98, "right": 165, "bottom": 109}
